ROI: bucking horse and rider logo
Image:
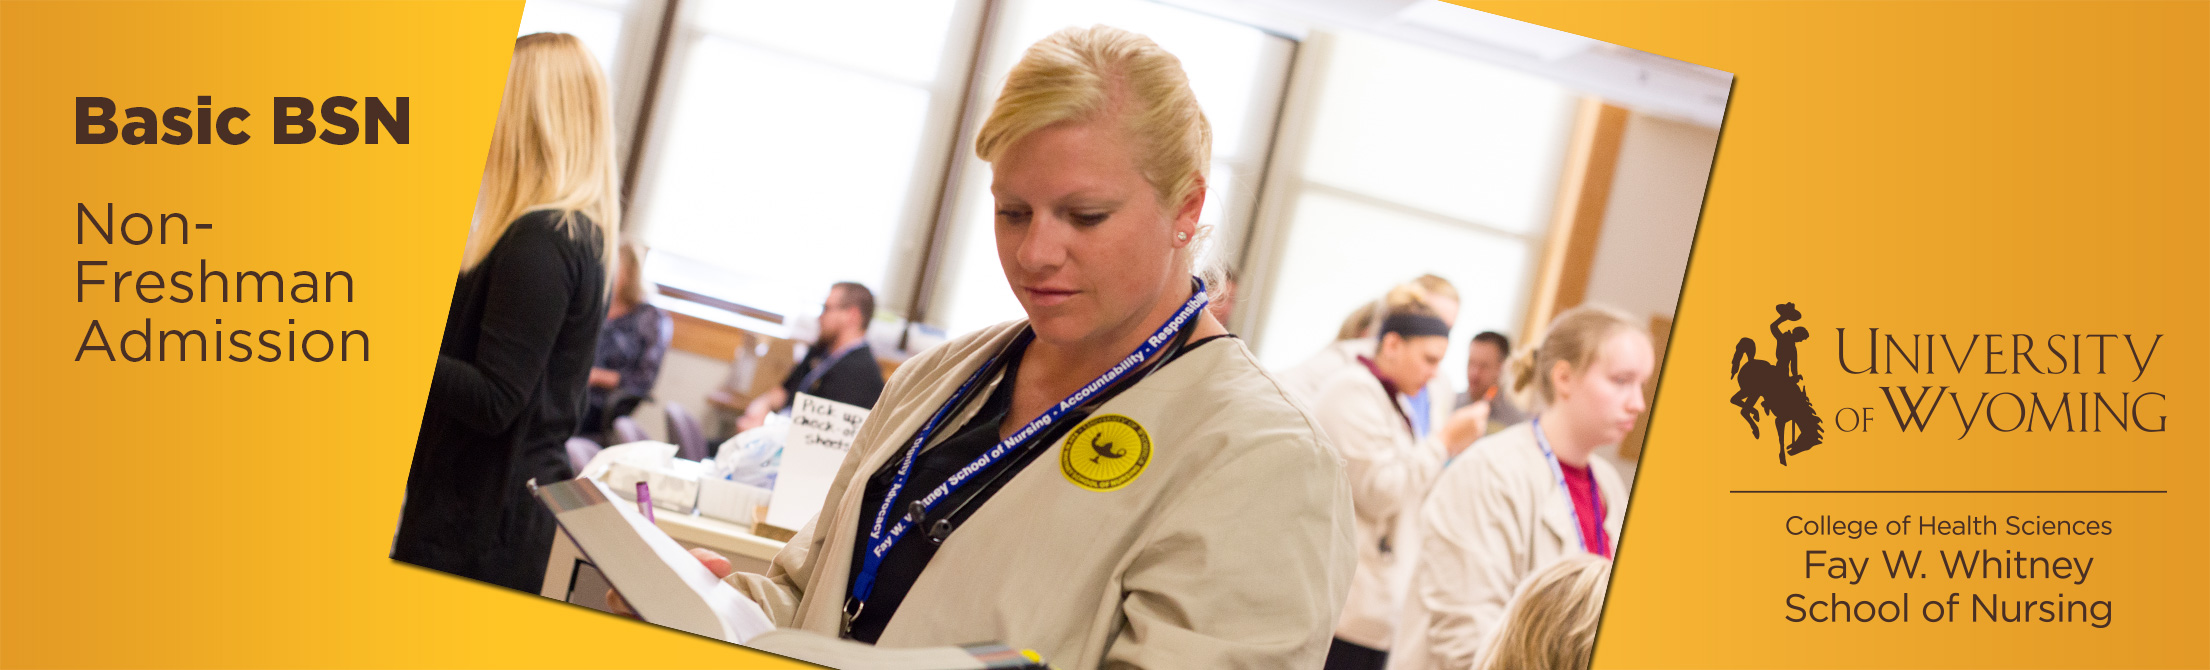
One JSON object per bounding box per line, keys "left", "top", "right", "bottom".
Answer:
{"left": 1729, "top": 302, "right": 1824, "bottom": 465}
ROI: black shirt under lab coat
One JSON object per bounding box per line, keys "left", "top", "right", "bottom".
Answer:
{"left": 844, "top": 334, "right": 1232, "bottom": 643}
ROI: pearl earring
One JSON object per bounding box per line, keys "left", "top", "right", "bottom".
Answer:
{"left": 1176, "top": 232, "right": 1188, "bottom": 242}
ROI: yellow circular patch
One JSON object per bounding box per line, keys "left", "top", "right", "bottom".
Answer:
{"left": 1060, "top": 414, "right": 1151, "bottom": 492}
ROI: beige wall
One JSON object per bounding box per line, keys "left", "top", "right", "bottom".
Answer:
{"left": 1576, "top": 112, "right": 1719, "bottom": 481}
{"left": 628, "top": 348, "right": 729, "bottom": 445}
{"left": 1583, "top": 113, "right": 1718, "bottom": 323}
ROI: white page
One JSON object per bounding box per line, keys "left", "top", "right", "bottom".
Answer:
{"left": 764, "top": 393, "right": 869, "bottom": 531}
{"left": 540, "top": 478, "right": 776, "bottom": 643}
{"left": 745, "top": 630, "right": 1047, "bottom": 670}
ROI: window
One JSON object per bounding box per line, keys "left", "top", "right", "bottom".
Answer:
{"left": 1249, "top": 30, "right": 1577, "bottom": 394}
{"left": 628, "top": 0, "right": 980, "bottom": 321}
{"left": 587, "top": 0, "right": 1620, "bottom": 379}
{"left": 515, "top": 0, "right": 631, "bottom": 90}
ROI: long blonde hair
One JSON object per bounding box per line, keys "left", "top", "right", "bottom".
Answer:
{"left": 974, "top": 25, "right": 1218, "bottom": 286}
{"left": 1509, "top": 304, "right": 1643, "bottom": 407}
{"left": 462, "top": 32, "right": 620, "bottom": 280}
{"left": 1475, "top": 554, "right": 1613, "bottom": 670}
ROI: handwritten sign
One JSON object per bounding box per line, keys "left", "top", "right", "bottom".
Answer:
{"left": 763, "top": 393, "right": 870, "bottom": 532}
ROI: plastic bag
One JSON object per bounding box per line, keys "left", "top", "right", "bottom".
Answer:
{"left": 712, "top": 413, "right": 788, "bottom": 489}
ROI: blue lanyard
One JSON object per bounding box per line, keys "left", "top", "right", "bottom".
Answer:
{"left": 844, "top": 277, "right": 1209, "bottom": 633}
{"left": 1529, "top": 416, "right": 1604, "bottom": 554}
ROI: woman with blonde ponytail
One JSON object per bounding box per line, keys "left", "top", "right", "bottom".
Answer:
{"left": 394, "top": 32, "right": 621, "bottom": 593}
{"left": 1389, "top": 305, "right": 1652, "bottom": 670}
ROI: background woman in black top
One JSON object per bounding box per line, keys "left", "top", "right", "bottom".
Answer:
{"left": 392, "top": 32, "right": 621, "bottom": 593}
{"left": 579, "top": 241, "right": 671, "bottom": 444}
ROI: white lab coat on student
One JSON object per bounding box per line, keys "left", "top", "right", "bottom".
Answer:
{"left": 1386, "top": 422, "right": 1625, "bottom": 670}
{"left": 1279, "top": 338, "right": 1370, "bottom": 406}
{"left": 723, "top": 320, "right": 1357, "bottom": 669}
{"left": 1282, "top": 338, "right": 1452, "bottom": 432}
{"left": 1308, "top": 364, "right": 1448, "bottom": 651}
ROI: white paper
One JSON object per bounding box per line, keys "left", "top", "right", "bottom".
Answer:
{"left": 538, "top": 478, "right": 776, "bottom": 643}
{"left": 744, "top": 629, "right": 1002, "bottom": 669}
{"left": 764, "top": 393, "right": 868, "bottom": 531}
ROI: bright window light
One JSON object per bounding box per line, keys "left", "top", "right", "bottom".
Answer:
{"left": 1256, "top": 190, "right": 1532, "bottom": 374}
{"left": 516, "top": 0, "right": 629, "bottom": 90}
{"left": 1303, "top": 30, "right": 1575, "bottom": 235}
{"left": 632, "top": 0, "right": 963, "bottom": 321}
{"left": 1253, "top": 29, "right": 1576, "bottom": 394}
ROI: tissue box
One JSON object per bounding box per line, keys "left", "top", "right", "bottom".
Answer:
{"left": 602, "top": 459, "right": 702, "bottom": 514}
{"left": 698, "top": 477, "right": 773, "bottom": 526}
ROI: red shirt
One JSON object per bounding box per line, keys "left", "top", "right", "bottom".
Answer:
{"left": 1558, "top": 460, "right": 1612, "bottom": 558}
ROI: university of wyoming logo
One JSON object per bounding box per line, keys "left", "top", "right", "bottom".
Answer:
{"left": 1728, "top": 302, "right": 1824, "bottom": 465}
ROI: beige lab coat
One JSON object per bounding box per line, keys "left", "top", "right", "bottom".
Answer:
{"left": 1281, "top": 338, "right": 1452, "bottom": 432}
{"left": 1386, "top": 422, "right": 1625, "bottom": 670}
{"left": 1280, "top": 339, "right": 1371, "bottom": 406}
{"left": 1309, "top": 364, "right": 1448, "bottom": 651}
{"left": 725, "top": 320, "right": 1357, "bottom": 669}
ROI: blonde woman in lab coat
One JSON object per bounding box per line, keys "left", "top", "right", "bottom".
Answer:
{"left": 663, "top": 25, "right": 1356, "bottom": 669}
{"left": 1388, "top": 306, "right": 1652, "bottom": 670}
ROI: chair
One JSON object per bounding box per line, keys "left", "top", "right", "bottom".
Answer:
{"left": 664, "top": 402, "right": 709, "bottom": 462}
{"left": 611, "top": 415, "right": 648, "bottom": 445}
{"left": 564, "top": 436, "right": 604, "bottom": 474}
{"left": 601, "top": 391, "right": 648, "bottom": 432}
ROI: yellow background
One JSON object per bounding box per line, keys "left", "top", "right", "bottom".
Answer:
{"left": 1459, "top": 2, "right": 2208, "bottom": 668}
{"left": 0, "top": 1, "right": 2203, "bottom": 668}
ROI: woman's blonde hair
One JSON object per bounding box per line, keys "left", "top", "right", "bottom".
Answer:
{"left": 1411, "top": 273, "right": 1459, "bottom": 305}
{"left": 1334, "top": 280, "right": 1445, "bottom": 341}
{"left": 1475, "top": 554, "right": 1613, "bottom": 670}
{"left": 974, "top": 25, "right": 1218, "bottom": 285}
{"left": 462, "top": 32, "right": 620, "bottom": 282}
{"left": 1510, "top": 304, "right": 1645, "bottom": 406}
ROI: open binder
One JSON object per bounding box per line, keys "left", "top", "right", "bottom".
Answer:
{"left": 537, "top": 478, "right": 1048, "bottom": 669}
{"left": 536, "top": 478, "right": 775, "bottom": 642}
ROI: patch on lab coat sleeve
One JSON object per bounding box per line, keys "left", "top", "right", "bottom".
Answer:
{"left": 1060, "top": 414, "right": 1151, "bottom": 492}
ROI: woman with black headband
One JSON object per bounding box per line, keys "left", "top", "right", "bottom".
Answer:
{"left": 1310, "top": 308, "right": 1484, "bottom": 670}
{"left": 634, "top": 26, "right": 1355, "bottom": 668}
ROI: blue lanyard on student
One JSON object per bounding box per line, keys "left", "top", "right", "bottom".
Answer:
{"left": 843, "top": 277, "right": 1209, "bottom": 635}
{"left": 1529, "top": 416, "right": 1604, "bottom": 554}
